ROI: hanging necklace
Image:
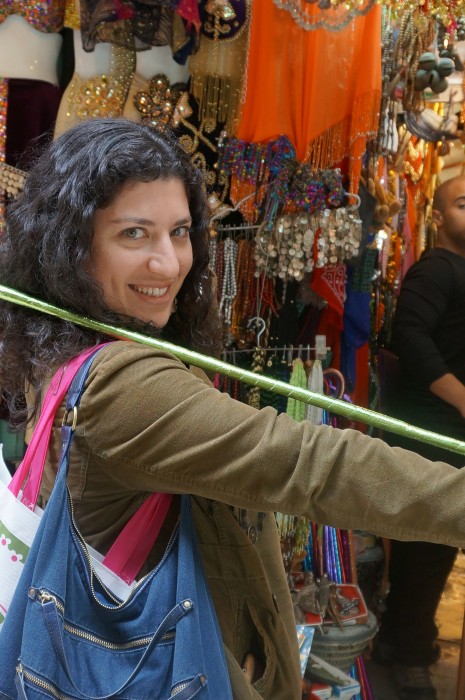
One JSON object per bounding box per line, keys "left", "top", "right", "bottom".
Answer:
{"left": 219, "top": 237, "right": 238, "bottom": 327}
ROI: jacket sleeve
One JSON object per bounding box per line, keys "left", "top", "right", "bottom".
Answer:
{"left": 392, "top": 255, "right": 453, "bottom": 385}
{"left": 80, "top": 342, "right": 465, "bottom": 548}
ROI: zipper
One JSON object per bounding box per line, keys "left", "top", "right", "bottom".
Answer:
{"left": 171, "top": 680, "right": 191, "bottom": 696}
{"left": 37, "top": 590, "right": 65, "bottom": 615}
{"left": 35, "top": 590, "right": 175, "bottom": 650}
{"left": 16, "top": 664, "right": 73, "bottom": 700}
{"left": 67, "top": 489, "right": 123, "bottom": 607}
{"left": 64, "top": 413, "right": 180, "bottom": 609}
{"left": 171, "top": 675, "right": 207, "bottom": 697}
{"left": 18, "top": 661, "right": 190, "bottom": 700}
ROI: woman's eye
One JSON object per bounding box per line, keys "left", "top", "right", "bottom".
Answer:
{"left": 171, "top": 226, "right": 191, "bottom": 238}
{"left": 123, "top": 227, "right": 145, "bottom": 240}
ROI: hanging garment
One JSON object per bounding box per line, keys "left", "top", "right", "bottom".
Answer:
{"left": 79, "top": 0, "right": 174, "bottom": 51}
{"left": 235, "top": 0, "right": 381, "bottom": 191}
{"left": 189, "top": 0, "right": 252, "bottom": 135}
{"left": 53, "top": 46, "right": 135, "bottom": 138}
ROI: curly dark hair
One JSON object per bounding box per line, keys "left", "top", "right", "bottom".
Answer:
{"left": 0, "top": 118, "right": 220, "bottom": 427}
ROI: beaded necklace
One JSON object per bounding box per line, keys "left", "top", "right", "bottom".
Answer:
{"left": 376, "top": 16, "right": 396, "bottom": 156}
{"left": 218, "top": 237, "right": 238, "bottom": 327}
{"left": 0, "top": 80, "right": 8, "bottom": 231}
{"left": 214, "top": 238, "right": 225, "bottom": 304}
{"left": 230, "top": 238, "right": 255, "bottom": 344}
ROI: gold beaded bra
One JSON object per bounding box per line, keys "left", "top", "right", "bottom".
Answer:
{"left": 0, "top": 0, "right": 65, "bottom": 33}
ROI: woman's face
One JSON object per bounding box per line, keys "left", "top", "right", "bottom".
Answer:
{"left": 91, "top": 178, "right": 193, "bottom": 328}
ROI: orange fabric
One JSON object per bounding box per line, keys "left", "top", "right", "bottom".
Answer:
{"left": 236, "top": 0, "right": 381, "bottom": 191}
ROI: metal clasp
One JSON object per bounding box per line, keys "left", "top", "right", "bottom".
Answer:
{"left": 62, "top": 406, "right": 78, "bottom": 431}
{"left": 37, "top": 590, "right": 58, "bottom": 606}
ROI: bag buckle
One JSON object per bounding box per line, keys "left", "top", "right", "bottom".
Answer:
{"left": 62, "top": 406, "right": 78, "bottom": 431}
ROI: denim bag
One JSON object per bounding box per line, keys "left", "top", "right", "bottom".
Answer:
{"left": 0, "top": 351, "right": 233, "bottom": 700}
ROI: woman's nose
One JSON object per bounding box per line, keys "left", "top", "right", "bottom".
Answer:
{"left": 147, "top": 238, "right": 180, "bottom": 278}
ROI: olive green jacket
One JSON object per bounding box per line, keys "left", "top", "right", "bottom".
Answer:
{"left": 37, "top": 342, "right": 465, "bottom": 699}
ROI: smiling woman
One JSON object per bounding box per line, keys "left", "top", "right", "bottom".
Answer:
{"left": 91, "top": 178, "right": 193, "bottom": 329}
{"left": 2, "top": 119, "right": 465, "bottom": 700}
{"left": 0, "top": 119, "right": 219, "bottom": 427}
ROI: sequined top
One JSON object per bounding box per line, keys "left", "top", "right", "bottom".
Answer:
{"left": 64, "top": 0, "right": 80, "bottom": 29}
{"left": 0, "top": 0, "right": 65, "bottom": 33}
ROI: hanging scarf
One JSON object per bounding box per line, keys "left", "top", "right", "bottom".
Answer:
{"left": 305, "top": 359, "right": 324, "bottom": 425}
{"left": 286, "top": 357, "right": 307, "bottom": 422}
{"left": 235, "top": 0, "right": 381, "bottom": 191}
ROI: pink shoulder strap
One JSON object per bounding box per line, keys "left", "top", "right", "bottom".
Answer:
{"left": 9, "top": 345, "right": 108, "bottom": 506}
{"left": 9, "top": 343, "right": 172, "bottom": 584}
{"left": 102, "top": 492, "right": 173, "bottom": 584}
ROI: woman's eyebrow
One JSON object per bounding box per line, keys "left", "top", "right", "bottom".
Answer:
{"left": 109, "top": 216, "right": 193, "bottom": 226}
{"left": 172, "top": 217, "right": 193, "bottom": 226}
{"left": 110, "top": 217, "right": 155, "bottom": 225}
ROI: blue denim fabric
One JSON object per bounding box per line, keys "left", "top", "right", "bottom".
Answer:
{"left": 0, "top": 351, "right": 232, "bottom": 700}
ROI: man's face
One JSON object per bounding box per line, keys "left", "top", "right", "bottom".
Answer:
{"left": 433, "top": 177, "right": 465, "bottom": 255}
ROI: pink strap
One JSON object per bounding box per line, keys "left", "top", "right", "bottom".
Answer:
{"left": 9, "top": 342, "right": 173, "bottom": 583}
{"left": 9, "top": 345, "right": 108, "bottom": 507}
{"left": 102, "top": 492, "right": 173, "bottom": 584}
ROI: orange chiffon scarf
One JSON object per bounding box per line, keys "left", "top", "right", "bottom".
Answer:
{"left": 236, "top": 0, "right": 382, "bottom": 191}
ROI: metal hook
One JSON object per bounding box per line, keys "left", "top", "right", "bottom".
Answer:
{"left": 323, "top": 368, "right": 345, "bottom": 399}
{"left": 344, "top": 191, "right": 361, "bottom": 211}
{"left": 254, "top": 221, "right": 270, "bottom": 256}
{"left": 287, "top": 345, "right": 294, "bottom": 365}
{"left": 210, "top": 184, "right": 269, "bottom": 222}
{"left": 248, "top": 316, "right": 266, "bottom": 347}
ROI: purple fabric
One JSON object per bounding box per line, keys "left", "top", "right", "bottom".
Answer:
{"left": 6, "top": 79, "right": 62, "bottom": 169}
{"left": 199, "top": 0, "right": 247, "bottom": 40}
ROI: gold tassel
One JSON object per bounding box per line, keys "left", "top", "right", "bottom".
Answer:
{"left": 189, "top": 1, "right": 252, "bottom": 134}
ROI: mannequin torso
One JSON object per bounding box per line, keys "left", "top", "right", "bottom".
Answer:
{"left": 0, "top": 16, "right": 62, "bottom": 85}
{"left": 73, "top": 29, "right": 112, "bottom": 78}
{"left": 135, "top": 45, "right": 189, "bottom": 84}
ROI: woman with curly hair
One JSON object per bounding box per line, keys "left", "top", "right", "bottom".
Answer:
{"left": 0, "top": 118, "right": 464, "bottom": 699}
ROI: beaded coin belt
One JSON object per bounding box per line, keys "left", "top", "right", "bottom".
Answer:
{"left": 0, "top": 163, "right": 26, "bottom": 199}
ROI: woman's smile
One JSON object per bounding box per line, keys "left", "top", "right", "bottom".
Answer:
{"left": 130, "top": 285, "right": 169, "bottom": 298}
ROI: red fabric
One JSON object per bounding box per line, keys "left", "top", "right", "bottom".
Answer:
{"left": 176, "top": 0, "right": 201, "bottom": 30}
{"left": 311, "top": 264, "right": 346, "bottom": 327}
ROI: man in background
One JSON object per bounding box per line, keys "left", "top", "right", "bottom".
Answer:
{"left": 374, "top": 175, "right": 465, "bottom": 700}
